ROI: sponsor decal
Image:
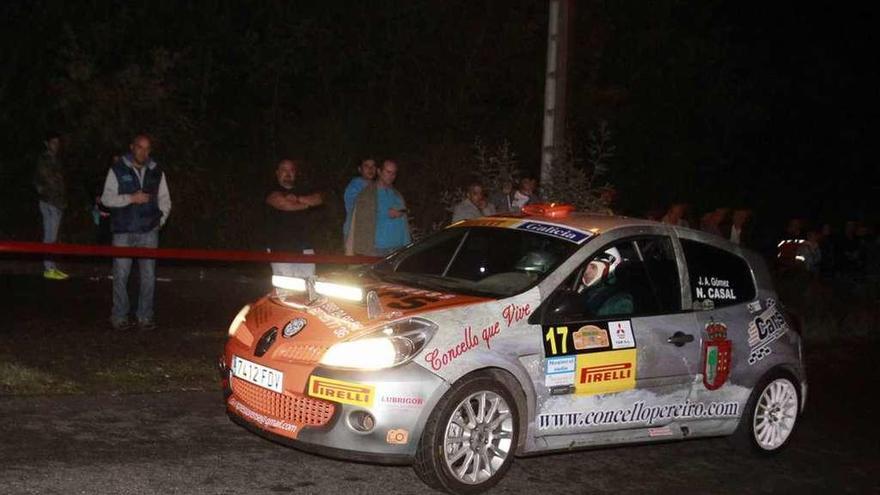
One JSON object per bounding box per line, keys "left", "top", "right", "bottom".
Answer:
{"left": 649, "top": 426, "right": 674, "bottom": 437}
{"left": 694, "top": 276, "right": 737, "bottom": 301}
{"left": 702, "top": 320, "right": 732, "bottom": 390}
{"left": 229, "top": 397, "right": 297, "bottom": 432}
{"left": 545, "top": 356, "right": 576, "bottom": 387}
{"left": 424, "top": 326, "right": 480, "bottom": 371}
{"left": 380, "top": 395, "right": 425, "bottom": 408}
{"left": 747, "top": 300, "right": 763, "bottom": 314}
{"left": 573, "top": 325, "right": 610, "bottom": 350}
{"left": 517, "top": 221, "right": 592, "bottom": 244}
{"left": 454, "top": 218, "right": 523, "bottom": 229}
{"left": 550, "top": 385, "right": 575, "bottom": 395}
{"left": 308, "top": 376, "right": 374, "bottom": 407}
{"left": 303, "top": 300, "right": 362, "bottom": 339}
{"left": 747, "top": 299, "right": 788, "bottom": 365}
{"left": 425, "top": 303, "right": 531, "bottom": 370}
{"left": 543, "top": 321, "right": 631, "bottom": 357}
{"left": 282, "top": 317, "right": 307, "bottom": 338}
{"left": 575, "top": 349, "right": 637, "bottom": 395}
{"left": 538, "top": 399, "right": 740, "bottom": 430}
{"left": 502, "top": 302, "right": 531, "bottom": 327}
{"left": 608, "top": 320, "right": 635, "bottom": 349}
{"left": 386, "top": 429, "right": 410, "bottom": 445}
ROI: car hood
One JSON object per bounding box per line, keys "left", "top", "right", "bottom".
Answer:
{"left": 232, "top": 282, "right": 491, "bottom": 364}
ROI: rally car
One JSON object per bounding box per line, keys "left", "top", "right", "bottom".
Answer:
{"left": 221, "top": 204, "right": 806, "bottom": 494}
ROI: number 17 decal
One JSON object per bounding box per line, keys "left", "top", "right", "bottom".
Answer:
{"left": 544, "top": 326, "right": 569, "bottom": 356}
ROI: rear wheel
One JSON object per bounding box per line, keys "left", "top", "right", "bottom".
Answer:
{"left": 413, "top": 373, "right": 519, "bottom": 494}
{"left": 732, "top": 371, "right": 800, "bottom": 454}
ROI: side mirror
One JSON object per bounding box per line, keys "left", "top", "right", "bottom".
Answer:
{"left": 530, "top": 287, "right": 580, "bottom": 325}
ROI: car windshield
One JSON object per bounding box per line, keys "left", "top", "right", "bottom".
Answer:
{"left": 370, "top": 226, "right": 581, "bottom": 298}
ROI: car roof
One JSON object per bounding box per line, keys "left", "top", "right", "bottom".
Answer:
{"left": 464, "top": 211, "right": 663, "bottom": 235}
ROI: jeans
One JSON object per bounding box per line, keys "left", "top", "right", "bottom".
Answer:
{"left": 112, "top": 229, "right": 159, "bottom": 323}
{"left": 270, "top": 248, "right": 316, "bottom": 278}
{"left": 38, "top": 201, "right": 62, "bottom": 271}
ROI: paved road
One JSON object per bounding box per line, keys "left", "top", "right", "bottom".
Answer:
{"left": 0, "top": 267, "right": 878, "bottom": 494}
{"left": 0, "top": 373, "right": 877, "bottom": 495}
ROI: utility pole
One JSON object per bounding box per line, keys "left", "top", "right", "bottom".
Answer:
{"left": 540, "top": 0, "right": 572, "bottom": 189}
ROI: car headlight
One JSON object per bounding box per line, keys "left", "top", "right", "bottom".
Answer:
{"left": 319, "top": 318, "right": 437, "bottom": 370}
{"left": 228, "top": 304, "right": 251, "bottom": 337}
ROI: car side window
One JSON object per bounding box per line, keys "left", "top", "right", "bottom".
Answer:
{"left": 681, "top": 239, "right": 756, "bottom": 309}
{"left": 636, "top": 237, "right": 682, "bottom": 312}
{"left": 545, "top": 239, "right": 663, "bottom": 321}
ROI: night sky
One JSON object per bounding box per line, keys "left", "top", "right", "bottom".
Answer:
{"left": 0, "top": 1, "right": 876, "bottom": 248}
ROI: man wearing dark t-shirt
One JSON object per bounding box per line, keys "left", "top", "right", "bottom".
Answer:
{"left": 265, "top": 159, "right": 323, "bottom": 277}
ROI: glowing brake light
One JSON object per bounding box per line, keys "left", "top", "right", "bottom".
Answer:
{"left": 522, "top": 203, "right": 575, "bottom": 218}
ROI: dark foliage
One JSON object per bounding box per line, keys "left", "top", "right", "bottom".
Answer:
{"left": 0, "top": 1, "right": 874, "bottom": 251}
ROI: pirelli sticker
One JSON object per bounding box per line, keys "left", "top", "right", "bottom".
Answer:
{"left": 575, "top": 349, "right": 637, "bottom": 395}
{"left": 308, "top": 376, "right": 374, "bottom": 407}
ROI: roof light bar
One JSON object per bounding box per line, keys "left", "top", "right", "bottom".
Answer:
{"left": 271, "top": 275, "right": 363, "bottom": 302}
{"left": 272, "top": 275, "right": 307, "bottom": 291}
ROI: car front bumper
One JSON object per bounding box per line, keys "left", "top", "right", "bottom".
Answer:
{"left": 221, "top": 358, "right": 449, "bottom": 464}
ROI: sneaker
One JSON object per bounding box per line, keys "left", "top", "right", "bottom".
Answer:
{"left": 137, "top": 319, "right": 156, "bottom": 331}
{"left": 43, "top": 268, "right": 69, "bottom": 280}
{"left": 111, "top": 318, "right": 132, "bottom": 330}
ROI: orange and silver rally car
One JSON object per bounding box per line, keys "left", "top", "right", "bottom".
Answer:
{"left": 221, "top": 204, "right": 806, "bottom": 494}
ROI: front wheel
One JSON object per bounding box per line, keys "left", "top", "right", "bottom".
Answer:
{"left": 732, "top": 370, "right": 801, "bottom": 454}
{"left": 413, "top": 373, "right": 519, "bottom": 494}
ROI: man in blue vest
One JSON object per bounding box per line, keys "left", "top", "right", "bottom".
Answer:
{"left": 100, "top": 135, "right": 172, "bottom": 330}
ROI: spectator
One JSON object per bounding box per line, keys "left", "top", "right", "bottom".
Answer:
{"left": 347, "top": 159, "right": 410, "bottom": 256}
{"left": 342, "top": 158, "right": 376, "bottom": 240}
{"left": 728, "top": 209, "right": 753, "bottom": 247}
{"left": 593, "top": 186, "right": 617, "bottom": 215}
{"left": 818, "top": 222, "right": 835, "bottom": 277}
{"left": 265, "top": 159, "right": 323, "bottom": 277}
{"left": 661, "top": 203, "right": 690, "bottom": 228}
{"left": 797, "top": 230, "right": 822, "bottom": 274}
{"left": 489, "top": 178, "right": 515, "bottom": 213}
{"left": 837, "top": 220, "right": 865, "bottom": 276}
{"left": 510, "top": 176, "right": 542, "bottom": 213}
{"left": 100, "top": 134, "right": 171, "bottom": 331}
{"left": 33, "top": 131, "right": 68, "bottom": 280}
{"left": 700, "top": 207, "right": 730, "bottom": 237}
{"left": 452, "top": 182, "right": 495, "bottom": 222}
{"left": 777, "top": 217, "right": 807, "bottom": 272}
{"left": 644, "top": 207, "right": 665, "bottom": 222}
{"left": 91, "top": 155, "right": 117, "bottom": 245}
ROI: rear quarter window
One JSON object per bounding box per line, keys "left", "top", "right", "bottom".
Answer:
{"left": 681, "top": 239, "right": 756, "bottom": 308}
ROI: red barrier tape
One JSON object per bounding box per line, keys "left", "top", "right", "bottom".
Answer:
{"left": 0, "top": 241, "right": 380, "bottom": 264}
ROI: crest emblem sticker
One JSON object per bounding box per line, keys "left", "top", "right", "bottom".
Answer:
{"left": 282, "top": 318, "right": 308, "bottom": 338}
{"left": 702, "top": 320, "right": 731, "bottom": 390}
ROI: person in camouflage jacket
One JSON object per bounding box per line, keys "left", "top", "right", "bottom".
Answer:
{"left": 33, "top": 132, "right": 68, "bottom": 280}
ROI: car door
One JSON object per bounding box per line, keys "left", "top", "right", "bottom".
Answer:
{"left": 674, "top": 232, "right": 763, "bottom": 434}
{"left": 534, "top": 233, "right": 703, "bottom": 436}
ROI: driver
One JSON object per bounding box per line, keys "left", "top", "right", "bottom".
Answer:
{"left": 578, "top": 247, "right": 634, "bottom": 316}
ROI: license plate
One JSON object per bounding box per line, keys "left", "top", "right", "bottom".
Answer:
{"left": 231, "top": 355, "right": 284, "bottom": 393}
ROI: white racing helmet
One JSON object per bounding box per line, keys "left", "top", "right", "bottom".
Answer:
{"left": 582, "top": 247, "right": 622, "bottom": 288}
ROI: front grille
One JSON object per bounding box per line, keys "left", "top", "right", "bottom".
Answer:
{"left": 231, "top": 377, "right": 335, "bottom": 426}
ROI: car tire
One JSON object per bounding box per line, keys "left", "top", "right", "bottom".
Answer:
{"left": 413, "top": 372, "right": 520, "bottom": 494}
{"left": 731, "top": 370, "right": 801, "bottom": 455}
